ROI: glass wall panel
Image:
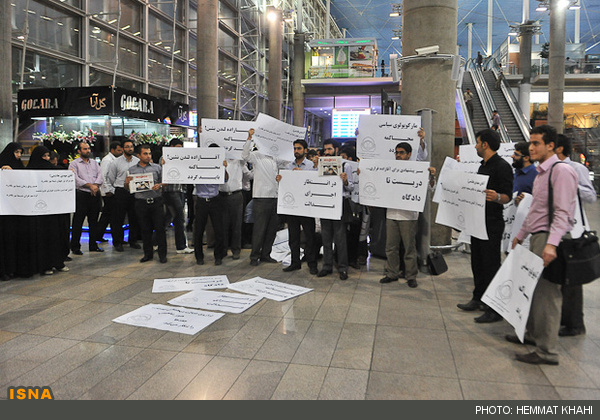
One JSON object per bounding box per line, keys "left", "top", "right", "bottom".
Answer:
{"left": 219, "top": 1, "right": 237, "bottom": 32}
{"left": 189, "top": 66, "right": 197, "bottom": 99}
{"left": 218, "top": 81, "right": 236, "bottom": 108}
{"left": 148, "top": 50, "right": 185, "bottom": 90}
{"left": 189, "top": 35, "right": 197, "bottom": 64}
{"left": 189, "top": 2, "right": 197, "bottom": 31}
{"left": 12, "top": 47, "right": 81, "bottom": 94}
{"left": 89, "top": 27, "right": 142, "bottom": 76}
{"left": 12, "top": 0, "right": 80, "bottom": 57}
{"left": 218, "top": 29, "right": 238, "bottom": 56}
{"left": 88, "top": 0, "right": 142, "bottom": 38}
{"left": 149, "top": 0, "right": 185, "bottom": 23}
{"left": 218, "top": 53, "right": 237, "bottom": 84}
{"left": 148, "top": 12, "right": 185, "bottom": 56}
{"left": 147, "top": 86, "right": 186, "bottom": 104}
{"left": 88, "top": 68, "right": 143, "bottom": 92}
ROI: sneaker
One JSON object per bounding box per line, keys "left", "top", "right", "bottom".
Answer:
{"left": 176, "top": 247, "right": 194, "bottom": 254}
{"left": 57, "top": 266, "right": 70, "bottom": 272}
{"left": 43, "top": 270, "right": 54, "bottom": 275}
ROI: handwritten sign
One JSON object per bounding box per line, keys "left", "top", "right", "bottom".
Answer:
{"left": 358, "top": 159, "right": 430, "bottom": 212}
{"left": 200, "top": 119, "right": 254, "bottom": 160}
{"left": 482, "top": 244, "right": 543, "bottom": 342}
{"left": 503, "top": 193, "right": 533, "bottom": 253}
{"left": 433, "top": 157, "right": 462, "bottom": 203}
{"left": 162, "top": 147, "right": 225, "bottom": 184}
{"left": 253, "top": 113, "right": 307, "bottom": 161}
{"left": 129, "top": 173, "right": 154, "bottom": 193}
{"left": 227, "top": 277, "right": 313, "bottom": 302}
{"left": 152, "top": 275, "right": 230, "bottom": 293}
{"left": 435, "top": 169, "right": 489, "bottom": 240}
{"left": 168, "top": 290, "right": 262, "bottom": 314}
{"left": 277, "top": 170, "right": 343, "bottom": 220}
{"left": 112, "top": 304, "right": 225, "bottom": 335}
{"left": 356, "top": 114, "right": 421, "bottom": 160}
{"left": 458, "top": 143, "right": 515, "bottom": 174}
{"left": 0, "top": 170, "right": 75, "bottom": 215}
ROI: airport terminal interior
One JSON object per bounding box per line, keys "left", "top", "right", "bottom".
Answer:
{"left": 2, "top": 0, "right": 600, "bottom": 401}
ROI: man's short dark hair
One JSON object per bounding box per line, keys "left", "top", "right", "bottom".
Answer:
{"left": 307, "top": 149, "right": 318, "bottom": 157}
{"left": 492, "top": 110, "right": 498, "bottom": 113}
{"left": 136, "top": 144, "right": 151, "bottom": 154}
{"left": 514, "top": 141, "right": 530, "bottom": 157}
{"left": 169, "top": 138, "right": 184, "bottom": 147}
{"left": 530, "top": 125, "right": 557, "bottom": 147}
{"left": 476, "top": 128, "right": 501, "bottom": 151}
{"left": 77, "top": 142, "right": 89, "bottom": 151}
{"left": 110, "top": 141, "right": 122, "bottom": 151}
{"left": 395, "top": 142, "right": 412, "bottom": 155}
{"left": 556, "top": 134, "right": 572, "bottom": 157}
{"left": 293, "top": 139, "right": 308, "bottom": 149}
{"left": 339, "top": 145, "right": 356, "bottom": 161}
{"left": 323, "top": 139, "right": 339, "bottom": 150}
{"left": 122, "top": 139, "right": 134, "bottom": 148}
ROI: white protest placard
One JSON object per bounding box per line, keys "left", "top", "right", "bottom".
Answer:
{"left": 458, "top": 143, "right": 515, "bottom": 174}
{"left": 432, "top": 157, "right": 462, "bottom": 203}
{"left": 199, "top": 119, "right": 254, "bottom": 160}
{"left": 343, "top": 160, "right": 360, "bottom": 203}
{"left": 482, "top": 244, "right": 544, "bottom": 342}
{"left": 356, "top": 114, "right": 421, "bottom": 160}
{"left": 506, "top": 193, "right": 533, "bottom": 253}
{"left": 152, "top": 275, "right": 230, "bottom": 293}
{"left": 358, "top": 159, "right": 430, "bottom": 212}
{"left": 162, "top": 147, "right": 225, "bottom": 184}
{"left": 501, "top": 192, "right": 519, "bottom": 253}
{"left": 129, "top": 173, "right": 154, "bottom": 193}
{"left": 228, "top": 277, "right": 313, "bottom": 302}
{"left": 112, "top": 304, "right": 225, "bottom": 335}
{"left": 435, "top": 169, "right": 489, "bottom": 240}
{"left": 0, "top": 170, "right": 75, "bottom": 215}
{"left": 253, "top": 113, "right": 307, "bottom": 161}
{"left": 277, "top": 170, "right": 343, "bottom": 220}
{"left": 168, "top": 290, "right": 262, "bottom": 314}
{"left": 570, "top": 197, "right": 589, "bottom": 239}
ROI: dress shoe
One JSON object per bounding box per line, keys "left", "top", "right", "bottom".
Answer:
{"left": 43, "top": 270, "right": 54, "bottom": 275}
{"left": 380, "top": 276, "right": 398, "bottom": 284}
{"left": 129, "top": 242, "right": 141, "bottom": 249}
{"left": 407, "top": 279, "right": 418, "bottom": 288}
{"left": 90, "top": 247, "right": 104, "bottom": 252}
{"left": 159, "top": 257, "right": 168, "bottom": 264}
{"left": 317, "top": 269, "right": 332, "bottom": 278}
{"left": 232, "top": 252, "right": 240, "bottom": 260}
{"left": 64, "top": 256, "right": 73, "bottom": 262}
{"left": 214, "top": 259, "right": 222, "bottom": 266}
{"left": 140, "top": 256, "right": 153, "bottom": 263}
{"left": 558, "top": 326, "right": 586, "bottom": 337}
{"left": 349, "top": 261, "right": 361, "bottom": 270}
{"left": 176, "top": 247, "right": 194, "bottom": 254}
{"left": 339, "top": 271, "right": 348, "bottom": 280}
{"left": 515, "top": 352, "right": 558, "bottom": 365}
{"left": 72, "top": 250, "right": 83, "bottom": 255}
{"left": 474, "top": 310, "right": 502, "bottom": 323}
{"left": 196, "top": 258, "right": 204, "bottom": 265}
{"left": 283, "top": 264, "right": 301, "bottom": 272}
{"left": 114, "top": 244, "right": 124, "bottom": 252}
{"left": 457, "top": 299, "right": 484, "bottom": 312}
{"left": 56, "top": 266, "right": 70, "bottom": 272}
{"left": 505, "top": 334, "right": 535, "bottom": 346}
{"left": 309, "top": 266, "right": 318, "bottom": 275}
{"left": 250, "top": 259, "right": 259, "bottom": 266}
{"left": 260, "top": 256, "right": 278, "bottom": 264}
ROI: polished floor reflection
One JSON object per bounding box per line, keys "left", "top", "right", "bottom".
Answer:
{"left": 0, "top": 202, "right": 599, "bottom": 400}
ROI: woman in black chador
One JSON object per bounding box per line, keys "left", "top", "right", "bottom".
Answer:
{"left": 27, "top": 146, "right": 70, "bottom": 275}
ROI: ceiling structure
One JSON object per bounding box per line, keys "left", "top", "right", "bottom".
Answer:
{"left": 327, "top": 0, "right": 600, "bottom": 62}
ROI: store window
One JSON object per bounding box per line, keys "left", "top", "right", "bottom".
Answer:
{"left": 148, "top": 12, "right": 185, "bottom": 56}
{"left": 88, "top": 27, "right": 142, "bottom": 76}
{"left": 12, "top": 47, "right": 81, "bottom": 95}
{"left": 12, "top": 0, "right": 80, "bottom": 57}
{"left": 88, "top": 68, "right": 142, "bottom": 92}
{"left": 88, "top": 0, "right": 142, "bottom": 38}
{"left": 148, "top": 50, "right": 185, "bottom": 90}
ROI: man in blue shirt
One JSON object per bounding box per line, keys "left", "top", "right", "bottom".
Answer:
{"left": 512, "top": 141, "right": 537, "bottom": 205}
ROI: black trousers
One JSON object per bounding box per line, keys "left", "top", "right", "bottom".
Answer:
{"left": 96, "top": 194, "right": 114, "bottom": 242}
{"left": 287, "top": 215, "right": 317, "bottom": 269}
{"left": 470, "top": 229, "right": 503, "bottom": 301}
{"left": 112, "top": 187, "right": 140, "bottom": 245}
{"left": 135, "top": 197, "right": 167, "bottom": 259}
{"left": 242, "top": 190, "right": 253, "bottom": 246}
{"left": 220, "top": 190, "right": 244, "bottom": 255}
{"left": 71, "top": 190, "right": 102, "bottom": 251}
{"left": 346, "top": 220, "right": 361, "bottom": 264}
{"left": 561, "top": 284, "right": 585, "bottom": 330}
{"left": 251, "top": 198, "right": 279, "bottom": 261}
{"left": 194, "top": 195, "right": 226, "bottom": 262}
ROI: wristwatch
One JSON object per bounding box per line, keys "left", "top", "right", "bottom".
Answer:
{"left": 496, "top": 193, "right": 502, "bottom": 203}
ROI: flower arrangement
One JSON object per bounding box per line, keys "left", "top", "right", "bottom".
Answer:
{"left": 128, "top": 131, "right": 184, "bottom": 146}
{"left": 34, "top": 128, "right": 98, "bottom": 146}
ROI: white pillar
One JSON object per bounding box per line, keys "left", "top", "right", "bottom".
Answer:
{"left": 467, "top": 22, "right": 473, "bottom": 60}
{"left": 522, "top": 0, "right": 529, "bottom": 22}
{"left": 575, "top": 7, "right": 580, "bottom": 44}
{"left": 487, "top": 0, "right": 493, "bottom": 56}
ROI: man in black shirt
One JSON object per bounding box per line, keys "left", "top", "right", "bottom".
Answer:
{"left": 457, "top": 129, "right": 514, "bottom": 323}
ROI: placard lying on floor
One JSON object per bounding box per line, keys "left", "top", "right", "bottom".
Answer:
{"left": 152, "top": 275, "right": 230, "bottom": 293}
{"left": 168, "top": 290, "right": 262, "bottom": 314}
{"left": 113, "top": 304, "right": 225, "bottom": 335}
{"left": 227, "top": 277, "right": 313, "bottom": 302}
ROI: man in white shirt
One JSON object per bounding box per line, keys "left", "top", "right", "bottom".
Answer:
{"left": 96, "top": 141, "right": 123, "bottom": 244}
{"left": 242, "top": 128, "right": 290, "bottom": 266}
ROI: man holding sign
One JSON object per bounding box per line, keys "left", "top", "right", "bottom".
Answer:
{"left": 456, "top": 129, "right": 513, "bottom": 323}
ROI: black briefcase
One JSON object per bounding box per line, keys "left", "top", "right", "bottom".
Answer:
{"left": 427, "top": 251, "right": 448, "bottom": 275}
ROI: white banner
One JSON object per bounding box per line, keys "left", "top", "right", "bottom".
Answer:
{"left": 152, "top": 275, "right": 230, "bottom": 293}
{"left": 458, "top": 143, "right": 515, "bottom": 174}
{"left": 112, "top": 304, "right": 225, "bottom": 335}
{"left": 162, "top": 147, "right": 225, "bottom": 184}
{"left": 358, "top": 159, "right": 430, "bottom": 212}
{"left": 253, "top": 113, "right": 307, "bottom": 161}
{"left": 0, "top": 170, "right": 75, "bottom": 215}
{"left": 277, "top": 170, "right": 343, "bottom": 220}
{"left": 199, "top": 119, "right": 254, "bottom": 160}
{"left": 168, "top": 290, "right": 262, "bottom": 314}
{"left": 356, "top": 114, "right": 421, "bottom": 160}
{"left": 482, "top": 244, "right": 543, "bottom": 342}
{"left": 433, "top": 157, "right": 462, "bottom": 203}
{"left": 228, "top": 277, "right": 313, "bottom": 301}
{"left": 435, "top": 169, "right": 489, "bottom": 240}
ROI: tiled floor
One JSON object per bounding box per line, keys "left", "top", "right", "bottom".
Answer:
{"left": 1, "top": 201, "right": 599, "bottom": 400}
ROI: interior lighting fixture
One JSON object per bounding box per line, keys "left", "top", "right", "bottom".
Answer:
{"left": 389, "top": 4, "right": 401, "bottom": 17}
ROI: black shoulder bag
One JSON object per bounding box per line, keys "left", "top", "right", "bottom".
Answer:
{"left": 542, "top": 162, "right": 600, "bottom": 286}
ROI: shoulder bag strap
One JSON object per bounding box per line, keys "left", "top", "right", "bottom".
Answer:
{"left": 547, "top": 160, "right": 584, "bottom": 229}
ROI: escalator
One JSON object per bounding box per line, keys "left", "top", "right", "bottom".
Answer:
{"left": 461, "top": 71, "right": 490, "bottom": 135}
